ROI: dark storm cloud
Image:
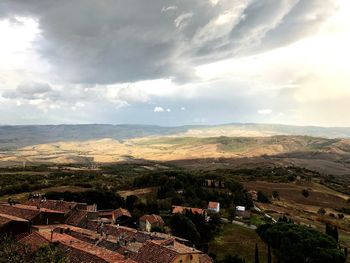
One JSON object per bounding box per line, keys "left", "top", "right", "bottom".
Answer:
{"left": 0, "top": 0, "right": 338, "bottom": 84}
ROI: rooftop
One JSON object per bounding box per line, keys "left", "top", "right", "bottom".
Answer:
{"left": 23, "top": 199, "right": 86, "bottom": 213}
{"left": 172, "top": 205, "right": 206, "bottom": 215}
{"left": 208, "top": 202, "right": 219, "bottom": 209}
{"left": 139, "top": 214, "right": 164, "bottom": 225}
{"left": 37, "top": 231, "right": 134, "bottom": 262}
{"left": 114, "top": 208, "right": 132, "bottom": 219}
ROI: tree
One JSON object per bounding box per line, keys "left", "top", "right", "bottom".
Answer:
{"left": 125, "top": 195, "right": 138, "bottom": 212}
{"left": 0, "top": 236, "right": 67, "bottom": 263}
{"left": 219, "top": 255, "right": 246, "bottom": 263}
{"left": 272, "top": 191, "right": 280, "bottom": 200}
{"left": 302, "top": 189, "right": 310, "bottom": 198}
{"left": 0, "top": 235, "right": 28, "bottom": 263}
{"left": 318, "top": 208, "right": 326, "bottom": 216}
{"left": 169, "top": 214, "right": 200, "bottom": 245}
{"left": 326, "top": 223, "right": 339, "bottom": 243}
{"left": 33, "top": 245, "right": 67, "bottom": 263}
{"left": 344, "top": 247, "right": 348, "bottom": 259}
{"left": 255, "top": 243, "right": 260, "bottom": 263}
{"left": 257, "top": 222, "right": 345, "bottom": 263}
{"left": 257, "top": 191, "right": 270, "bottom": 203}
{"left": 267, "top": 243, "right": 272, "bottom": 263}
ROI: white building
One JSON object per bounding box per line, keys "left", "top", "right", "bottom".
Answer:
{"left": 208, "top": 202, "right": 220, "bottom": 213}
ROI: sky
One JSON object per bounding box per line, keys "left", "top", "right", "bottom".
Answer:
{"left": 0, "top": 0, "right": 349, "bottom": 126}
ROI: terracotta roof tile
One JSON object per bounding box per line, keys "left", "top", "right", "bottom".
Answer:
{"left": 65, "top": 210, "right": 89, "bottom": 226}
{"left": 172, "top": 205, "right": 206, "bottom": 215}
{"left": 0, "top": 203, "right": 41, "bottom": 220}
{"left": 114, "top": 208, "right": 132, "bottom": 219}
{"left": 18, "top": 232, "right": 50, "bottom": 252}
{"left": 38, "top": 231, "right": 134, "bottom": 262}
{"left": 134, "top": 240, "right": 179, "bottom": 263}
{"left": 200, "top": 254, "right": 214, "bottom": 263}
{"left": 23, "top": 199, "right": 83, "bottom": 213}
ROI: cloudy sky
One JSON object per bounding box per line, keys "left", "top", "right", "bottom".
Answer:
{"left": 0, "top": 0, "right": 349, "bottom": 126}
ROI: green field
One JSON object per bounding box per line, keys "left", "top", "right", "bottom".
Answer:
{"left": 209, "top": 224, "right": 267, "bottom": 263}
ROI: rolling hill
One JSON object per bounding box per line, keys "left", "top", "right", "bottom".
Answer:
{"left": 2, "top": 123, "right": 350, "bottom": 150}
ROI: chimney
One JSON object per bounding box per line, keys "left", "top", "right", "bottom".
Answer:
{"left": 50, "top": 230, "right": 54, "bottom": 242}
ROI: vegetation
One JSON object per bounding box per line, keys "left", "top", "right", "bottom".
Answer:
{"left": 257, "top": 222, "right": 346, "bottom": 263}
{"left": 257, "top": 191, "right": 270, "bottom": 203}
{"left": 209, "top": 224, "right": 267, "bottom": 262}
{"left": 0, "top": 236, "right": 67, "bottom": 263}
{"left": 302, "top": 189, "right": 310, "bottom": 198}
{"left": 45, "top": 190, "right": 125, "bottom": 210}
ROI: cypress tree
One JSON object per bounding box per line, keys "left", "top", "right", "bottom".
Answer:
{"left": 334, "top": 226, "right": 339, "bottom": 242}
{"left": 344, "top": 247, "right": 348, "bottom": 258}
{"left": 255, "top": 243, "right": 260, "bottom": 263}
{"left": 267, "top": 243, "right": 272, "bottom": 263}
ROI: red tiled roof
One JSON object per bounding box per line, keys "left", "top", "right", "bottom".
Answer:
{"left": 134, "top": 240, "right": 179, "bottom": 263}
{"left": 208, "top": 202, "right": 219, "bottom": 209}
{"left": 65, "top": 210, "right": 89, "bottom": 226}
{"left": 200, "top": 254, "right": 213, "bottom": 263}
{"left": 0, "top": 215, "right": 11, "bottom": 227}
{"left": 98, "top": 210, "right": 114, "bottom": 217}
{"left": 114, "top": 208, "right": 132, "bottom": 219}
{"left": 135, "top": 239, "right": 211, "bottom": 263}
{"left": 172, "top": 206, "right": 206, "bottom": 215}
{"left": 23, "top": 199, "right": 81, "bottom": 213}
{"left": 0, "top": 203, "right": 41, "bottom": 220}
{"left": 18, "top": 232, "right": 50, "bottom": 252}
{"left": 0, "top": 212, "right": 28, "bottom": 228}
{"left": 0, "top": 213, "right": 28, "bottom": 222}
{"left": 38, "top": 231, "right": 133, "bottom": 262}
{"left": 139, "top": 214, "right": 164, "bottom": 226}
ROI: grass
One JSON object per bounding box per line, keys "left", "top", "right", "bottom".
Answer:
{"left": 250, "top": 214, "right": 266, "bottom": 226}
{"left": 209, "top": 223, "right": 267, "bottom": 263}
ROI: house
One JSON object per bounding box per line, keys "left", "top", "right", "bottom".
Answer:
{"left": 248, "top": 190, "right": 258, "bottom": 201}
{"left": 98, "top": 208, "right": 132, "bottom": 225}
{"left": 139, "top": 214, "right": 164, "bottom": 232}
{"left": 235, "top": 206, "right": 246, "bottom": 218}
{"left": 207, "top": 202, "right": 220, "bottom": 213}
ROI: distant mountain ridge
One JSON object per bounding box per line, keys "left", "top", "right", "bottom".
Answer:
{"left": 1, "top": 123, "right": 350, "bottom": 149}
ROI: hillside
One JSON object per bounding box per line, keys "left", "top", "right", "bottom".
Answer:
{"left": 2, "top": 123, "right": 350, "bottom": 150}
{"left": 2, "top": 135, "right": 350, "bottom": 172}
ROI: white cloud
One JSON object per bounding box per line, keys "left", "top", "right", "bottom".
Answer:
{"left": 166, "top": 108, "right": 171, "bottom": 112}
{"left": 154, "top": 106, "right": 165, "bottom": 112}
{"left": 209, "top": 0, "right": 220, "bottom": 6}
{"left": 258, "top": 109, "right": 272, "bottom": 115}
{"left": 162, "top": 6, "right": 178, "bottom": 12}
{"left": 174, "top": 12, "right": 193, "bottom": 29}
{"left": 181, "top": 107, "right": 186, "bottom": 111}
